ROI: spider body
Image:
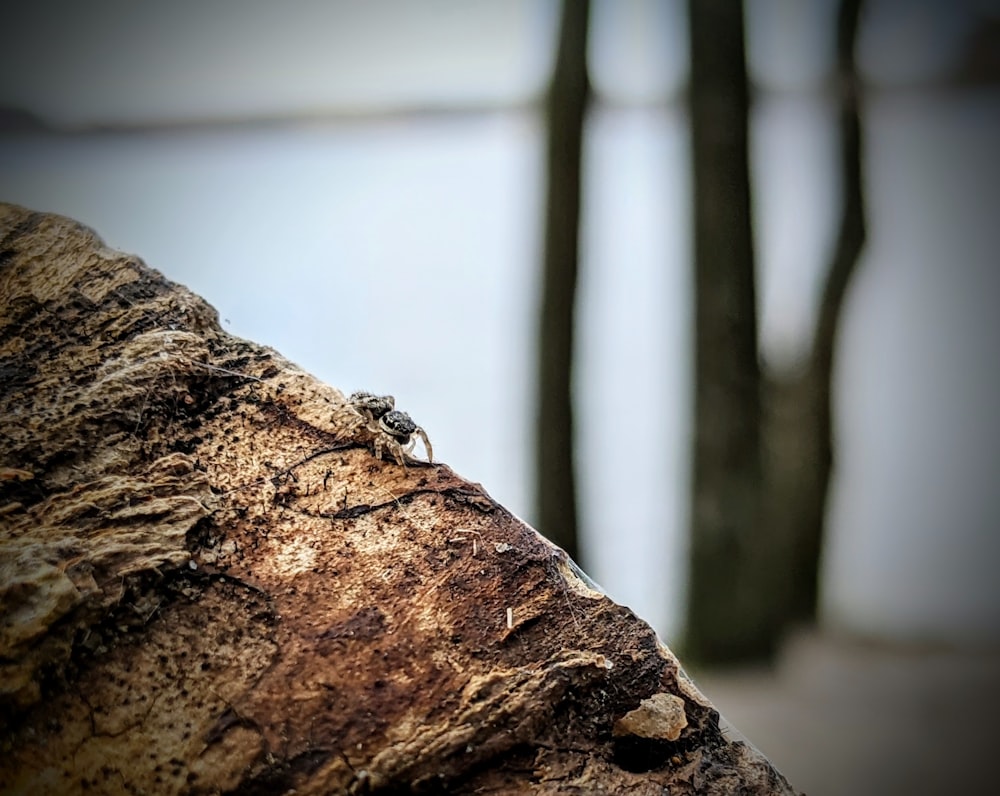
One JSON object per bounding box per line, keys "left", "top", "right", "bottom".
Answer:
{"left": 375, "top": 409, "right": 433, "bottom": 465}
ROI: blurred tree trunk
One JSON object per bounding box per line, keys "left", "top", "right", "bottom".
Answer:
{"left": 684, "top": 0, "right": 774, "bottom": 663}
{"left": 536, "top": 0, "right": 591, "bottom": 563}
{"left": 766, "top": 0, "right": 867, "bottom": 625}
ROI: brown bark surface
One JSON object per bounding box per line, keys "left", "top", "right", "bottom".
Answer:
{"left": 0, "top": 204, "right": 799, "bottom": 794}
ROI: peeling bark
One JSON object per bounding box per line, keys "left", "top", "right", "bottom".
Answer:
{"left": 0, "top": 204, "right": 799, "bottom": 794}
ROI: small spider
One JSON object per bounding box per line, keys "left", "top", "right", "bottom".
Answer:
{"left": 348, "top": 391, "right": 433, "bottom": 465}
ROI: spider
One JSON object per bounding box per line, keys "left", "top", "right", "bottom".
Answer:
{"left": 348, "top": 391, "right": 433, "bottom": 465}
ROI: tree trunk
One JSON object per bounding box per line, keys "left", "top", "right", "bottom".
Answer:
{"left": 535, "top": 0, "right": 590, "bottom": 563}
{"left": 766, "top": 0, "right": 867, "bottom": 626}
{"left": 685, "top": 0, "right": 773, "bottom": 663}
{"left": 0, "top": 204, "right": 799, "bottom": 794}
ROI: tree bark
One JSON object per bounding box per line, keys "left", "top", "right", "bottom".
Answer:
{"left": 535, "top": 0, "right": 590, "bottom": 563}
{"left": 0, "top": 204, "right": 798, "bottom": 794}
{"left": 685, "top": 0, "right": 772, "bottom": 663}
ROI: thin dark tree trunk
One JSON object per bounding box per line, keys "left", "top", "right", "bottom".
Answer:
{"left": 685, "top": 0, "right": 771, "bottom": 663}
{"left": 536, "top": 0, "right": 591, "bottom": 562}
{"left": 781, "top": 0, "right": 868, "bottom": 622}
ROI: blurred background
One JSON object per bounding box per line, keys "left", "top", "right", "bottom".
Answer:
{"left": 1, "top": 1, "right": 998, "bottom": 792}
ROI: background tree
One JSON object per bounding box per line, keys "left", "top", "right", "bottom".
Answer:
{"left": 535, "top": 0, "right": 591, "bottom": 562}
{"left": 685, "top": 0, "right": 868, "bottom": 664}
{"left": 684, "top": 0, "right": 772, "bottom": 664}
{"left": 766, "top": 0, "right": 867, "bottom": 625}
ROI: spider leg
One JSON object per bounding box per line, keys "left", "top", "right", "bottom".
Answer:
{"left": 413, "top": 426, "right": 433, "bottom": 462}
{"left": 388, "top": 438, "right": 407, "bottom": 467}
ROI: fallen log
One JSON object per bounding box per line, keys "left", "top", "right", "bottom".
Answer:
{"left": 0, "top": 203, "right": 799, "bottom": 794}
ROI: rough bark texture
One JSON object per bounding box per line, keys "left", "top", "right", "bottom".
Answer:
{"left": 0, "top": 204, "right": 798, "bottom": 795}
